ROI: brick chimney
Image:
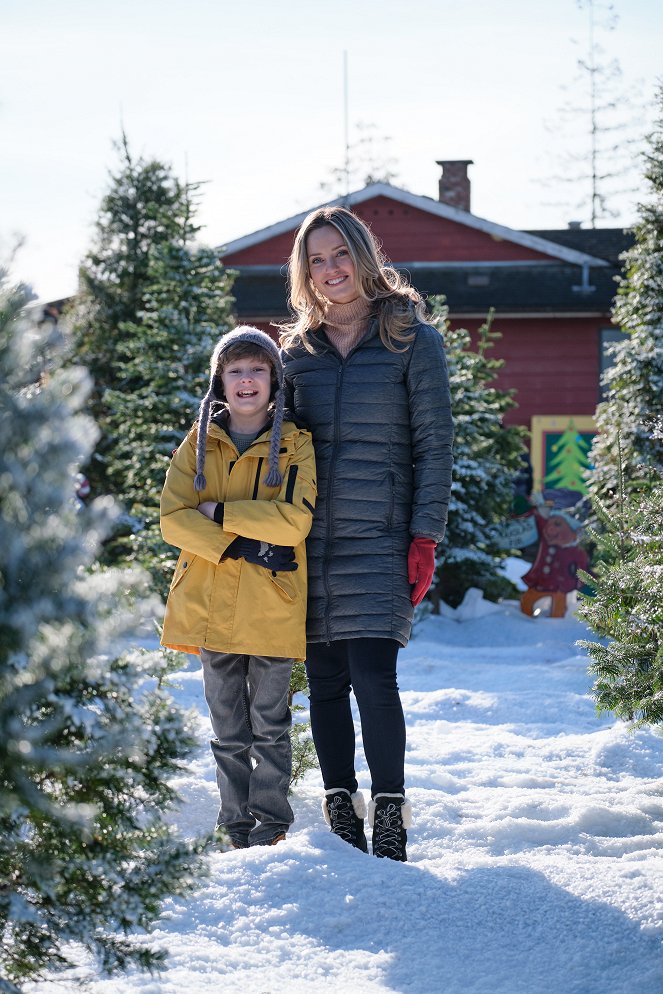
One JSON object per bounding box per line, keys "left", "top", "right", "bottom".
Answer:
{"left": 436, "top": 159, "right": 473, "bottom": 212}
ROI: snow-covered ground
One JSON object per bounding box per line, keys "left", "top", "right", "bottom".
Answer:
{"left": 36, "top": 581, "right": 663, "bottom": 994}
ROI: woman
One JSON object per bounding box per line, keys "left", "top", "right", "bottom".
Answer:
{"left": 280, "top": 207, "right": 453, "bottom": 861}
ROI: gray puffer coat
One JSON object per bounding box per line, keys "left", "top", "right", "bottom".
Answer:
{"left": 281, "top": 319, "right": 453, "bottom": 647}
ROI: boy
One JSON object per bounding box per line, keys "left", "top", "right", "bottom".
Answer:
{"left": 160, "top": 327, "right": 316, "bottom": 849}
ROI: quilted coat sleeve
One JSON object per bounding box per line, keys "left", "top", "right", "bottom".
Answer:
{"left": 405, "top": 323, "right": 454, "bottom": 543}
{"left": 160, "top": 431, "right": 236, "bottom": 565}
{"left": 222, "top": 432, "right": 317, "bottom": 546}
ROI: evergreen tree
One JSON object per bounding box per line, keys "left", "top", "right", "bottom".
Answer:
{"left": 288, "top": 663, "right": 318, "bottom": 788}
{"left": 588, "top": 83, "right": 663, "bottom": 503}
{"left": 71, "top": 133, "right": 191, "bottom": 495}
{"left": 577, "top": 434, "right": 663, "bottom": 725}
{"left": 578, "top": 89, "right": 663, "bottom": 726}
{"left": 428, "top": 297, "right": 526, "bottom": 608}
{"left": 102, "top": 186, "right": 235, "bottom": 594}
{"left": 0, "top": 273, "right": 203, "bottom": 993}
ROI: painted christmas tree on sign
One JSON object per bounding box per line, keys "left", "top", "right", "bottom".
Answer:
{"left": 542, "top": 419, "right": 593, "bottom": 493}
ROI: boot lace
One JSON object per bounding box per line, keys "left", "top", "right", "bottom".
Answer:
{"left": 373, "top": 801, "right": 405, "bottom": 860}
{"left": 327, "top": 794, "right": 358, "bottom": 845}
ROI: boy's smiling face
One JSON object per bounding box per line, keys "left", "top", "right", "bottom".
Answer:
{"left": 220, "top": 352, "right": 273, "bottom": 433}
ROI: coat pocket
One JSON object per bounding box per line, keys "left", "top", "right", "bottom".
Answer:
{"left": 170, "top": 553, "right": 197, "bottom": 591}
{"left": 269, "top": 570, "right": 297, "bottom": 602}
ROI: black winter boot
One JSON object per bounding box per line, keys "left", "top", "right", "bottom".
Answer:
{"left": 322, "top": 789, "right": 369, "bottom": 852}
{"left": 369, "top": 793, "right": 412, "bottom": 862}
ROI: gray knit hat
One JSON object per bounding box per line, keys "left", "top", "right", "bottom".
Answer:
{"left": 194, "top": 326, "right": 286, "bottom": 491}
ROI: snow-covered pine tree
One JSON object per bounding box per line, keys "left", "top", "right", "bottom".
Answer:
{"left": 102, "top": 185, "right": 235, "bottom": 594}
{"left": 71, "top": 133, "right": 191, "bottom": 496}
{"left": 577, "top": 431, "right": 663, "bottom": 725}
{"left": 0, "top": 273, "right": 203, "bottom": 993}
{"left": 588, "top": 83, "right": 663, "bottom": 503}
{"left": 428, "top": 297, "right": 526, "bottom": 608}
{"left": 577, "top": 88, "right": 663, "bottom": 725}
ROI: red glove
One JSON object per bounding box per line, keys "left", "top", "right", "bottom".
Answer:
{"left": 407, "top": 536, "right": 437, "bottom": 606}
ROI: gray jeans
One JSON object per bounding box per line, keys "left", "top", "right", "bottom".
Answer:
{"left": 200, "top": 649, "right": 294, "bottom": 846}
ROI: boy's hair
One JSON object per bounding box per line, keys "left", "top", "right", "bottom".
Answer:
{"left": 194, "top": 326, "right": 285, "bottom": 492}
{"left": 281, "top": 206, "right": 427, "bottom": 354}
{"left": 213, "top": 342, "right": 279, "bottom": 400}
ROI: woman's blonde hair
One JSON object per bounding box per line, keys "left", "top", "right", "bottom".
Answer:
{"left": 280, "top": 206, "right": 427, "bottom": 352}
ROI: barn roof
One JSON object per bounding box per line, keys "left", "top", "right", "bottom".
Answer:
{"left": 219, "top": 182, "right": 611, "bottom": 269}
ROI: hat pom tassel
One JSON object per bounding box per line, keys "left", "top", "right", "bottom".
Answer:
{"left": 193, "top": 472, "right": 207, "bottom": 492}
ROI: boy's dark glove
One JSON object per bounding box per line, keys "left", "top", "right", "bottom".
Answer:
{"left": 224, "top": 537, "right": 298, "bottom": 572}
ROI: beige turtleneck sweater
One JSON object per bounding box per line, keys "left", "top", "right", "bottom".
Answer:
{"left": 323, "top": 298, "right": 373, "bottom": 358}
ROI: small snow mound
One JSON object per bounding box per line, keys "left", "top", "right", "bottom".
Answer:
{"left": 499, "top": 556, "right": 530, "bottom": 591}
{"left": 453, "top": 587, "right": 504, "bottom": 622}
{"left": 575, "top": 804, "right": 657, "bottom": 838}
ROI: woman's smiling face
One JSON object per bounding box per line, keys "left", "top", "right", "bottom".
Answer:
{"left": 306, "top": 225, "right": 359, "bottom": 305}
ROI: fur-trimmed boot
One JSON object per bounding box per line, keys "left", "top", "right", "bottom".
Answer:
{"left": 322, "top": 788, "right": 368, "bottom": 852}
{"left": 368, "top": 793, "right": 412, "bottom": 862}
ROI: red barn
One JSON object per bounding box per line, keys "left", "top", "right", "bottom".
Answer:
{"left": 219, "top": 161, "right": 631, "bottom": 488}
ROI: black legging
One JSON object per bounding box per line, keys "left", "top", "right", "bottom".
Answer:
{"left": 305, "top": 637, "right": 406, "bottom": 797}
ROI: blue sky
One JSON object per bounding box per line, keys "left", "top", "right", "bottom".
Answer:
{"left": 1, "top": 0, "right": 661, "bottom": 301}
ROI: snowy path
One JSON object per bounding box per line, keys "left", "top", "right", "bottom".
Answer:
{"left": 39, "top": 602, "right": 663, "bottom": 994}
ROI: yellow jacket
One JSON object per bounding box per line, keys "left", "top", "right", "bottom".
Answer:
{"left": 160, "top": 414, "right": 316, "bottom": 662}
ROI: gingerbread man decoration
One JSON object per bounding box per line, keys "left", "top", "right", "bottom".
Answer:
{"left": 520, "top": 496, "right": 590, "bottom": 618}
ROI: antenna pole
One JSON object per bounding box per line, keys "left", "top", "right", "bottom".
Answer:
{"left": 343, "top": 51, "right": 350, "bottom": 199}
